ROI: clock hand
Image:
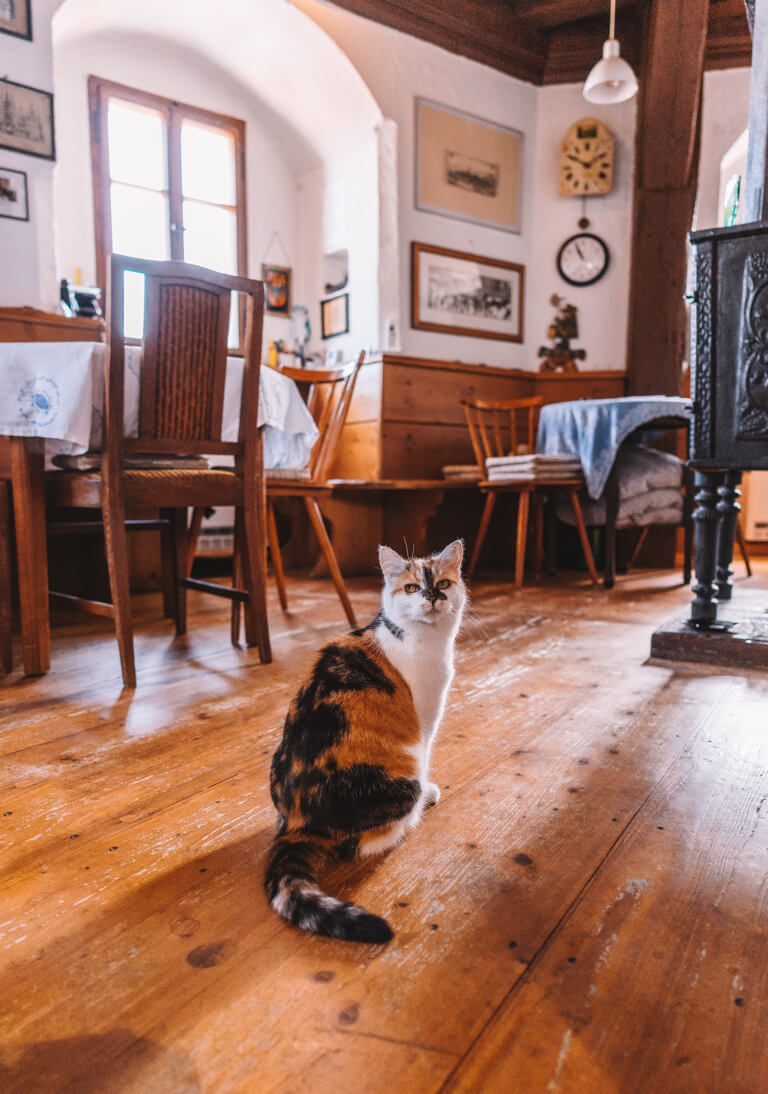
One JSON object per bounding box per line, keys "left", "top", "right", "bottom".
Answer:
{"left": 575, "top": 242, "right": 585, "bottom": 260}
{"left": 566, "top": 154, "right": 587, "bottom": 166}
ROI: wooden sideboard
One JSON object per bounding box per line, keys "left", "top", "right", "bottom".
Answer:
{"left": 0, "top": 307, "right": 105, "bottom": 345}
{"left": 330, "top": 354, "right": 627, "bottom": 480}
{"left": 302, "top": 355, "right": 627, "bottom": 576}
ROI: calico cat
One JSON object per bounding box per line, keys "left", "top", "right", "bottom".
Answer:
{"left": 265, "top": 539, "right": 465, "bottom": 944}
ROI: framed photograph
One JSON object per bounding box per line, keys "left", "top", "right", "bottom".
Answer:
{"left": 321, "top": 293, "right": 349, "bottom": 339}
{"left": 262, "top": 263, "right": 292, "bottom": 316}
{"left": 0, "top": 78, "right": 55, "bottom": 160}
{"left": 0, "top": 166, "right": 28, "bottom": 220}
{"left": 411, "top": 242, "right": 524, "bottom": 343}
{"left": 0, "top": 0, "right": 31, "bottom": 40}
{"left": 415, "top": 98, "right": 523, "bottom": 234}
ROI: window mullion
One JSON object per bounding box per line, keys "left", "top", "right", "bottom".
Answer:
{"left": 167, "top": 105, "right": 184, "bottom": 262}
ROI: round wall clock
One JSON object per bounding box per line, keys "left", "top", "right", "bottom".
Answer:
{"left": 556, "top": 232, "right": 610, "bottom": 287}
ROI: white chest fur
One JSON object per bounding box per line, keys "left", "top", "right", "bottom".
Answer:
{"left": 377, "top": 621, "right": 456, "bottom": 741}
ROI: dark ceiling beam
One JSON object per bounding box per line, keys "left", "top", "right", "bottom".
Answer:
{"left": 326, "top": 0, "right": 547, "bottom": 84}
{"left": 704, "top": 0, "right": 752, "bottom": 68}
{"left": 626, "top": 0, "right": 709, "bottom": 398}
{"left": 514, "top": 0, "right": 636, "bottom": 30}
{"left": 542, "top": 12, "right": 642, "bottom": 85}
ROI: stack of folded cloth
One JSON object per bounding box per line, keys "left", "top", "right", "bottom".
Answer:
{"left": 442, "top": 464, "right": 482, "bottom": 482}
{"left": 485, "top": 453, "right": 583, "bottom": 482}
{"left": 555, "top": 445, "right": 684, "bottom": 527}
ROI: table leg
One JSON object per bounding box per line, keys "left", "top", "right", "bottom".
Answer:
{"left": 715, "top": 470, "right": 742, "bottom": 601}
{"left": 603, "top": 464, "right": 619, "bottom": 589}
{"left": 10, "top": 438, "right": 50, "bottom": 674}
{"left": 688, "top": 470, "right": 724, "bottom": 628}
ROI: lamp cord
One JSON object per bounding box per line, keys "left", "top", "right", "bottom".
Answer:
{"left": 609, "top": 0, "right": 616, "bottom": 40}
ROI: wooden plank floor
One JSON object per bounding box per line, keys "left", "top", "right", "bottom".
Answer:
{"left": 0, "top": 563, "right": 766, "bottom": 1093}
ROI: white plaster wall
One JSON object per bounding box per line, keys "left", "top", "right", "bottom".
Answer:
{"left": 52, "top": 30, "right": 302, "bottom": 350}
{"left": 529, "top": 85, "right": 637, "bottom": 372}
{"left": 695, "top": 67, "right": 751, "bottom": 230}
{"left": 294, "top": 0, "right": 538, "bottom": 369}
{"left": 0, "top": 0, "right": 60, "bottom": 309}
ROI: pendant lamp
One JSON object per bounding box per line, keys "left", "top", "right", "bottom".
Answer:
{"left": 583, "top": 0, "right": 639, "bottom": 104}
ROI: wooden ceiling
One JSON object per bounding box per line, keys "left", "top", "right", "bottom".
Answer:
{"left": 326, "top": 0, "right": 751, "bottom": 85}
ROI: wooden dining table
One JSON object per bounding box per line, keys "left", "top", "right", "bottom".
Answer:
{"left": 0, "top": 342, "right": 318, "bottom": 676}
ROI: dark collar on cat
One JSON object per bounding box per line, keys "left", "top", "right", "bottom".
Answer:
{"left": 352, "top": 610, "right": 404, "bottom": 642}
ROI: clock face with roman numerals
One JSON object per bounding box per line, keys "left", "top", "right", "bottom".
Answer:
{"left": 559, "top": 118, "right": 614, "bottom": 197}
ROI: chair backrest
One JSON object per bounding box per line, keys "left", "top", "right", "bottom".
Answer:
{"left": 280, "top": 350, "right": 365, "bottom": 481}
{"left": 462, "top": 395, "right": 543, "bottom": 472}
{"left": 106, "top": 254, "right": 264, "bottom": 459}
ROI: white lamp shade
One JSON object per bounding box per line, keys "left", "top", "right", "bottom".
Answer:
{"left": 583, "top": 38, "right": 638, "bottom": 104}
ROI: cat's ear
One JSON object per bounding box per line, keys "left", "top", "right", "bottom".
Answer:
{"left": 379, "top": 545, "right": 408, "bottom": 579}
{"left": 436, "top": 539, "right": 464, "bottom": 571}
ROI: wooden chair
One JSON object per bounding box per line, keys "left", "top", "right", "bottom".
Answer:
{"left": 190, "top": 352, "right": 365, "bottom": 629}
{"left": 462, "top": 395, "right": 598, "bottom": 585}
{"left": 46, "top": 254, "right": 271, "bottom": 687}
{"left": 0, "top": 474, "right": 12, "bottom": 676}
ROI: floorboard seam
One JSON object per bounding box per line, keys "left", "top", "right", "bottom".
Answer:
{"left": 334, "top": 1026, "right": 461, "bottom": 1058}
{"left": 435, "top": 677, "right": 737, "bottom": 1092}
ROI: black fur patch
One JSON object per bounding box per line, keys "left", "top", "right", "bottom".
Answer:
{"left": 311, "top": 643, "right": 396, "bottom": 700}
{"left": 421, "top": 565, "right": 447, "bottom": 602}
{"left": 308, "top": 764, "right": 420, "bottom": 834}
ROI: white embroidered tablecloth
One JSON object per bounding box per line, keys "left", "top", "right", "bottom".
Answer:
{"left": 0, "top": 342, "right": 318, "bottom": 469}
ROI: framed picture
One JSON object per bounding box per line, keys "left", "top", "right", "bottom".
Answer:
{"left": 0, "top": 166, "right": 28, "bottom": 220}
{"left": 321, "top": 293, "right": 349, "bottom": 339}
{"left": 0, "top": 78, "right": 55, "bottom": 160}
{"left": 411, "top": 242, "right": 524, "bottom": 343}
{"left": 262, "top": 263, "right": 292, "bottom": 316}
{"left": 415, "top": 98, "right": 523, "bottom": 234}
{"left": 0, "top": 0, "right": 31, "bottom": 40}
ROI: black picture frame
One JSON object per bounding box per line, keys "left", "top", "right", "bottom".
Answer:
{"left": 0, "top": 165, "right": 29, "bottom": 220}
{"left": 0, "top": 0, "right": 32, "bottom": 40}
{"left": 0, "top": 78, "right": 55, "bottom": 161}
{"left": 321, "top": 293, "right": 349, "bottom": 339}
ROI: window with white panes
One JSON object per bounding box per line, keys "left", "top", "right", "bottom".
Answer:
{"left": 89, "top": 77, "right": 246, "bottom": 344}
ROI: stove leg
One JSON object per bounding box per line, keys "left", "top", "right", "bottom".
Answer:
{"left": 688, "top": 470, "right": 725, "bottom": 628}
{"left": 715, "top": 470, "right": 742, "bottom": 601}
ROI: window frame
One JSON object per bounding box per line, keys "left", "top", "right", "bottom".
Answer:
{"left": 88, "top": 75, "right": 248, "bottom": 318}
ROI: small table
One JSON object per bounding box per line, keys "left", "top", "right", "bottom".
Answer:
{"left": 0, "top": 343, "right": 317, "bottom": 676}
{"left": 537, "top": 396, "right": 692, "bottom": 587}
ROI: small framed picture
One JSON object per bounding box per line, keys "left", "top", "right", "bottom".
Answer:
{"left": 0, "top": 166, "right": 28, "bottom": 220}
{"left": 411, "top": 241, "right": 524, "bottom": 343}
{"left": 321, "top": 293, "right": 349, "bottom": 339}
{"left": 0, "top": 78, "right": 55, "bottom": 160}
{"left": 0, "top": 0, "right": 31, "bottom": 40}
{"left": 262, "top": 263, "right": 292, "bottom": 316}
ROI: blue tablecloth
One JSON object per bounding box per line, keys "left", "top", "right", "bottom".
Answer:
{"left": 536, "top": 396, "right": 691, "bottom": 499}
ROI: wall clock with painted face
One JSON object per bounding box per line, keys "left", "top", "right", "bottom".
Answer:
{"left": 557, "top": 232, "right": 610, "bottom": 287}
{"left": 560, "top": 118, "right": 614, "bottom": 196}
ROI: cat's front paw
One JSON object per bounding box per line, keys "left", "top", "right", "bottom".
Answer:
{"left": 424, "top": 781, "right": 441, "bottom": 808}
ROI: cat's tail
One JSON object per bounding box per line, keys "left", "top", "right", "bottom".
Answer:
{"left": 264, "top": 831, "right": 393, "bottom": 944}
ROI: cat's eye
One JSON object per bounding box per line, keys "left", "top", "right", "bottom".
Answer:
{"left": 436, "top": 579, "right": 451, "bottom": 590}
{"left": 403, "top": 583, "right": 419, "bottom": 594}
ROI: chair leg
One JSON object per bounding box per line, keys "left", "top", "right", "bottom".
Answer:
{"left": 304, "top": 497, "right": 356, "bottom": 627}
{"left": 231, "top": 509, "right": 243, "bottom": 646}
{"left": 628, "top": 527, "right": 649, "bottom": 571}
{"left": 186, "top": 506, "right": 205, "bottom": 578}
{"left": 735, "top": 517, "right": 753, "bottom": 577}
{"left": 159, "top": 509, "right": 176, "bottom": 619}
{"left": 468, "top": 493, "right": 497, "bottom": 579}
{"left": 102, "top": 474, "right": 136, "bottom": 688}
{"left": 569, "top": 489, "right": 600, "bottom": 586}
{"left": 0, "top": 481, "right": 13, "bottom": 676}
{"left": 240, "top": 492, "right": 272, "bottom": 664}
{"left": 514, "top": 491, "right": 530, "bottom": 587}
{"left": 533, "top": 492, "right": 544, "bottom": 579}
{"left": 267, "top": 500, "right": 288, "bottom": 611}
{"left": 170, "top": 508, "right": 188, "bottom": 636}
